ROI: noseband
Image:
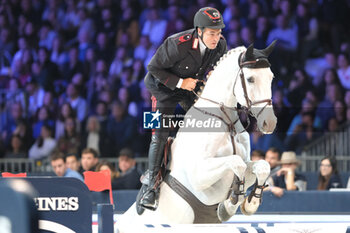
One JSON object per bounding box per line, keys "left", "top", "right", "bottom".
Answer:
{"left": 236, "top": 51, "right": 272, "bottom": 119}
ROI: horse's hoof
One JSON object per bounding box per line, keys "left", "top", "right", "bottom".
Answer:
{"left": 240, "top": 197, "right": 259, "bottom": 216}
{"left": 217, "top": 202, "right": 231, "bottom": 222}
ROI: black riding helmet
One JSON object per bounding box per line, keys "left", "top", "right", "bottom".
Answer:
{"left": 193, "top": 7, "right": 225, "bottom": 30}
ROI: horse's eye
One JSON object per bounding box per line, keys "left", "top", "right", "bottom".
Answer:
{"left": 247, "top": 77, "right": 255, "bottom": 83}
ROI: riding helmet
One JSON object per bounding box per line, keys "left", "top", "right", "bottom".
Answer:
{"left": 193, "top": 7, "right": 225, "bottom": 29}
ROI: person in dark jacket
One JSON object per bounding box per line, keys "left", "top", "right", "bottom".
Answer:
{"left": 270, "top": 151, "right": 307, "bottom": 197}
{"left": 140, "top": 7, "right": 227, "bottom": 210}
{"left": 113, "top": 148, "right": 142, "bottom": 190}
{"left": 318, "top": 156, "right": 343, "bottom": 190}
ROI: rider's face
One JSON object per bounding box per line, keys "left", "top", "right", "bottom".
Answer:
{"left": 199, "top": 28, "right": 222, "bottom": 50}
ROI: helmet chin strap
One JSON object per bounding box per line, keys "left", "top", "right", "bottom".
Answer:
{"left": 198, "top": 27, "right": 210, "bottom": 49}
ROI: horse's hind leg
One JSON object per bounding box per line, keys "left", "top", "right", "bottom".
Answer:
{"left": 240, "top": 160, "right": 270, "bottom": 216}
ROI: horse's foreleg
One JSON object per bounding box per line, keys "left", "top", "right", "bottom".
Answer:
{"left": 216, "top": 157, "right": 248, "bottom": 222}
{"left": 189, "top": 154, "right": 247, "bottom": 191}
{"left": 240, "top": 160, "right": 270, "bottom": 216}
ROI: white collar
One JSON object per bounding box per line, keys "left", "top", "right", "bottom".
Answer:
{"left": 199, "top": 38, "right": 206, "bottom": 56}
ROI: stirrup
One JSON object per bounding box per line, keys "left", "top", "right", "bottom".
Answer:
{"left": 247, "top": 181, "right": 267, "bottom": 204}
{"left": 229, "top": 176, "right": 245, "bottom": 205}
{"left": 140, "top": 187, "right": 160, "bottom": 211}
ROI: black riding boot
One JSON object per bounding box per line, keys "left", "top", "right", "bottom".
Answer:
{"left": 140, "top": 134, "right": 166, "bottom": 210}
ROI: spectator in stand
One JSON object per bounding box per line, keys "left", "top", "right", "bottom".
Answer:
{"left": 14, "top": 48, "right": 33, "bottom": 85}
{"left": 81, "top": 147, "right": 99, "bottom": 172}
{"left": 94, "top": 31, "right": 114, "bottom": 64}
{"left": 287, "top": 99, "right": 322, "bottom": 136}
{"left": 164, "top": 5, "right": 181, "bottom": 38}
{"left": 269, "top": 151, "right": 307, "bottom": 197}
{"left": 57, "top": 117, "right": 81, "bottom": 155}
{"left": 133, "top": 35, "right": 156, "bottom": 69}
{"left": 316, "top": 68, "right": 341, "bottom": 100}
{"left": 109, "top": 46, "right": 133, "bottom": 78}
{"left": 95, "top": 7, "right": 114, "bottom": 40}
{"left": 1, "top": 103, "right": 30, "bottom": 148}
{"left": 284, "top": 111, "right": 321, "bottom": 154}
{"left": 28, "top": 125, "right": 56, "bottom": 160}
{"left": 0, "top": 26, "right": 15, "bottom": 56}
{"left": 81, "top": 115, "right": 110, "bottom": 157}
{"left": 266, "top": 14, "right": 298, "bottom": 75}
{"left": 255, "top": 16, "right": 270, "bottom": 49}
{"left": 333, "top": 100, "right": 347, "bottom": 126}
{"left": 64, "top": 82, "right": 88, "bottom": 122}
{"left": 116, "top": 4, "right": 139, "bottom": 47}
{"left": 25, "top": 78, "right": 45, "bottom": 119}
{"left": 265, "top": 147, "right": 281, "bottom": 177}
{"left": 38, "top": 21, "right": 56, "bottom": 50}
{"left": 337, "top": 53, "right": 350, "bottom": 90}
{"left": 113, "top": 148, "right": 142, "bottom": 190}
{"left": 4, "top": 134, "right": 26, "bottom": 158}
{"left": 66, "top": 153, "right": 83, "bottom": 174}
{"left": 250, "top": 131, "right": 285, "bottom": 153}
{"left": 50, "top": 152, "right": 84, "bottom": 182}
{"left": 77, "top": 28, "right": 93, "bottom": 63}
{"left": 318, "top": 156, "right": 343, "bottom": 190}
{"left": 50, "top": 35, "right": 68, "bottom": 72}
{"left": 95, "top": 160, "right": 120, "bottom": 188}
{"left": 61, "top": 46, "right": 86, "bottom": 83}
{"left": 251, "top": 149, "right": 265, "bottom": 161}
{"left": 10, "top": 119, "right": 33, "bottom": 153}
{"left": 32, "top": 106, "right": 55, "bottom": 139}
{"left": 12, "top": 37, "right": 35, "bottom": 73}
{"left": 286, "top": 69, "right": 312, "bottom": 108}
{"left": 141, "top": 8, "right": 167, "bottom": 47}
{"left": 316, "top": 83, "right": 344, "bottom": 130}
{"left": 107, "top": 101, "right": 137, "bottom": 155}
{"left": 226, "top": 31, "right": 242, "bottom": 50}
{"left": 94, "top": 101, "right": 109, "bottom": 135}
{"left": 35, "top": 46, "right": 60, "bottom": 92}
{"left": 55, "top": 103, "right": 78, "bottom": 140}
{"left": 5, "top": 78, "right": 26, "bottom": 111}
{"left": 42, "top": 91, "right": 57, "bottom": 115}
{"left": 296, "top": 2, "right": 319, "bottom": 65}
{"left": 240, "top": 26, "right": 254, "bottom": 48}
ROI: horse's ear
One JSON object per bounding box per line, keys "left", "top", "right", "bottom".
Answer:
{"left": 245, "top": 43, "right": 254, "bottom": 60}
{"left": 262, "top": 40, "right": 277, "bottom": 57}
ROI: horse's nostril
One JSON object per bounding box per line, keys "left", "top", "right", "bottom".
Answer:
{"left": 263, "top": 121, "right": 267, "bottom": 128}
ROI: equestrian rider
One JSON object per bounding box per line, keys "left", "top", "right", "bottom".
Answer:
{"left": 140, "top": 7, "right": 227, "bottom": 210}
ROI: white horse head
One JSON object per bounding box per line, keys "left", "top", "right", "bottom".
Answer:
{"left": 233, "top": 42, "right": 277, "bottom": 134}
{"left": 197, "top": 41, "right": 277, "bottom": 134}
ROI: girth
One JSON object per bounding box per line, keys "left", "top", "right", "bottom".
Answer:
{"left": 164, "top": 174, "right": 221, "bottom": 223}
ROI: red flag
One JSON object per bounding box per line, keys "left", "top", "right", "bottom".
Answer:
{"left": 83, "top": 170, "right": 114, "bottom": 205}
{"left": 2, "top": 172, "right": 27, "bottom": 177}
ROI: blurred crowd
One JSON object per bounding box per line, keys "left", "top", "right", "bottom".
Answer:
{"left": 1, "top": 0, "right": 350, "bottom": 160}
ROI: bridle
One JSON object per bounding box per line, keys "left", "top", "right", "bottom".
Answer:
{"left": 191, "top": 50, "right": 273, "bottom": 153}
{"left": 236, "top": 51, "right": 272, "bottom": 119}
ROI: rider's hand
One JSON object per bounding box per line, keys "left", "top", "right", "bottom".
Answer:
{"left": 181, "top": 78, "right": 197, "bottom": 91}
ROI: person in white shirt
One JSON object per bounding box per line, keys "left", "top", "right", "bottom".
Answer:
{"left": 29, "top": 125, "right": 56, "bottom": 160}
